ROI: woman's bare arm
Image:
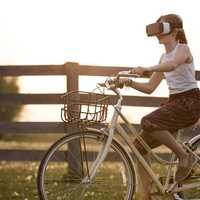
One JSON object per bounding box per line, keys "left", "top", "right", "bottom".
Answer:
{"left": 128, "top": 72, "right": 164, "bottom": 94}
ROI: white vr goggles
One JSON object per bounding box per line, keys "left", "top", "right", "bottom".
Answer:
{"left": 146, "top": 22, "right": 183, "bottom": 36}
{"left": 146, "top": 22, "right": 172, "bottom": 37}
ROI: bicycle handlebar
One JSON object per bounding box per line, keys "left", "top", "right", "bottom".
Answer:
{"left": 61, "top": 71, "right": 139, "bottom": 99}
{"left": 97, "top": 71, "right": 140, "bottom": 103}
{"left": 98, "top": 71, "right": 139, "bottom": 89}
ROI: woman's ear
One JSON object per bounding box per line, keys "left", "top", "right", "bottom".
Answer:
{"left": 171, "top": 28, "right": 179, "bottom": 38}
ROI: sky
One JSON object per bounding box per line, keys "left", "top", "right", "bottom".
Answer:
{"left": 1, "top": 0, "right": 200, "bottom": 67}
{"left": 0, "top": 0, "right": 200, "bottom": 122}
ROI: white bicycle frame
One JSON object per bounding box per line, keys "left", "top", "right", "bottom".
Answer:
{"left": 82, "top": 73, "right": 200, "bottom": 196}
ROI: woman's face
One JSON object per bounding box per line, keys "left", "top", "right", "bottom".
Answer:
{"left": 156, "top": 33, "right": 173, "bottom": 44}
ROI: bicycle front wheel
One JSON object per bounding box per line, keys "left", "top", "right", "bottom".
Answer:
{"left": 37, "top": 129, "right": 136, "bottom": 200}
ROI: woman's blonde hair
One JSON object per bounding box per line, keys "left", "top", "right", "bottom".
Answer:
{"left": 157, "top": 14, "right": 187, "bottom": 44}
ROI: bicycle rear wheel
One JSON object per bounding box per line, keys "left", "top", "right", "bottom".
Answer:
{"left": 173, "top": 135, "right": 200, "bottom": 200}
{"left": 37, "top": 129, "right": 136, "bottom": 200}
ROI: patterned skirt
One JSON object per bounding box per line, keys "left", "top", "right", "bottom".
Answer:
{"left": 141, "top": 88, "right": 200, "bottom": 134}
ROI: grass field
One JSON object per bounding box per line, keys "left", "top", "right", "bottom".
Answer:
{"left": 0, "top": 135, "right": 199, "bottom": 200}
{"left": 0, "top": 161, "right": 39, "bottom": 200}
{"left": 1, "top": 164, "right": 199, "bottom": 200}
{"left": 1, "top": 162, "right": 199, "bottom": 200}
{"left": 0, "top": 161, "right": 170, "bottom": 200}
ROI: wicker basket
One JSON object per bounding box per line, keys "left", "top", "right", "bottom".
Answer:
{"left": 61, "top": 91, "right": 109, "bottom": 126}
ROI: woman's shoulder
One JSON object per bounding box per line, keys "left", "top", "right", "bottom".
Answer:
{"left": 175, "top": 43, "right": 191, "bottom": 56}
{"left": 176, "top": 43, "right": 193, "bottom": 63}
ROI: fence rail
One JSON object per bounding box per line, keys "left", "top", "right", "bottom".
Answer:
{"left": 0, "top": 93, "right": 167, "bottom": 105}
{"left": 1, "top": 64, "right": 200, "bottom": 78}
{"left": 0, "top": 62, "right": 200, "bottom": 161}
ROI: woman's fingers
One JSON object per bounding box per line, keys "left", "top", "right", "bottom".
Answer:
{"left": 130, "top": 66, "right": 147, "bottom": 76}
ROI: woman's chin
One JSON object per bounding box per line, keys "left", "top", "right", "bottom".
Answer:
{"left": 158, "top": 40, "right": 163, "bottom": 44}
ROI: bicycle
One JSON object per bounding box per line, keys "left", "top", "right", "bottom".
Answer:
{"left": 37, "top": 71, "right": 200, "bottom": 200}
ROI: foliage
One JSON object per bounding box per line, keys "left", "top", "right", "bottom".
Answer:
{"left": 0, "top": 77, "right": 22, "bottom": 121}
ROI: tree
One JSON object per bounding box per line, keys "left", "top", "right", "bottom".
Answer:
{"left": 0, "top": 77, "right": 22, "bottom": 121}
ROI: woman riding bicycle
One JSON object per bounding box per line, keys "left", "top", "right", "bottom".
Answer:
{"left": 118, "top": 13, "right": 200, "bottom": 199}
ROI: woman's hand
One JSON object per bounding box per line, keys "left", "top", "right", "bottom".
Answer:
{"left": 112, "top": 78, "right": 132, "bottom": 88}
{"left": 129, "top": 66, "right": 148, "bottom": 76}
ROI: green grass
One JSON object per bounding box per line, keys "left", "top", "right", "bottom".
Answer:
{"left": 0, "top": 137, "right": 200, "bottom": 200}
{"left": 0, "top": 161, "right": 131, "bottom": 200}
{"left": 0, "top": 161, "right": 172, "bottom": 200}
{"left": 0, "top": 161, "right": 39, "bottom": 200}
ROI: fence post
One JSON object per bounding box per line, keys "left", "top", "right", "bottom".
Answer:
{"left": 64, "top": 62, "right": 79, "bottom": 93}
{"left": 64, "top": 62, "right": 82, "bottom": 175}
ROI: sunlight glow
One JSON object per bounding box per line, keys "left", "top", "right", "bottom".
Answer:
{"left": 1, "top": 0, "right": 200, "bottom": 122}
{"left": 1, "top": 0, "right": 200, "bottom": 67}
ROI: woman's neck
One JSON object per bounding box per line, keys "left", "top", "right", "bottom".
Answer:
{"left": 164, "top": 41, "right": 178, "bottom": 53}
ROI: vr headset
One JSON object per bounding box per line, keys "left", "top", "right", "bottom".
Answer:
{"left": 146, "top": 21, "right": 183, "bottom": 37}
{"left": 146, "top": 22, "right": 172, "bottom": 37}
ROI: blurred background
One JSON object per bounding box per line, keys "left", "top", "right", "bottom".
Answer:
{"left": 1, "top": 0, "right": 200, "bottom": 123}
{"left": 0, "top": 0, "right": 200, "bottom": 199}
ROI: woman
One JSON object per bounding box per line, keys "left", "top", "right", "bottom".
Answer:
{"left": 120, "top": 14, "right": 200, "bottom": 199}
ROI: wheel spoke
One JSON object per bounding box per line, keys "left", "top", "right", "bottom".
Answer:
{"left": 38, "top": 131, "right": 135, "bottom": 200}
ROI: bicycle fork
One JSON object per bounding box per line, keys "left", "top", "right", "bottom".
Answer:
{"left": 82, "top": 104, "right": 121, "bottom": 183}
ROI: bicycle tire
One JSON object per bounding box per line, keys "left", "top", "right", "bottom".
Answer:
{"left": 37, "top": 129, "right": 136, "bottom": 200}
{"left": 172, "top": 135, "right": 200, "bottom": 200}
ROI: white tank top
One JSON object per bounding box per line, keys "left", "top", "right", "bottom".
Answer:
{"left": 161, "top": 43, "right": 198, "bottom": 94}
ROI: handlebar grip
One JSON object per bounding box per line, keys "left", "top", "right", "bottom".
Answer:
{"left": 115, "top": 82, "right": 124, "bottom": 89}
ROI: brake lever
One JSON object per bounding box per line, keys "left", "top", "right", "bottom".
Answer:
{"left": 97, "top": 78, "right": 118, "bottom": 89}
{"left": 98, "top": 71, "right": 140, "bottom": 89}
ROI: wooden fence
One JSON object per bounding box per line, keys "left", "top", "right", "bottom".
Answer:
{"left": 0, "top": 62, "right": 200, "bottom": 161}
